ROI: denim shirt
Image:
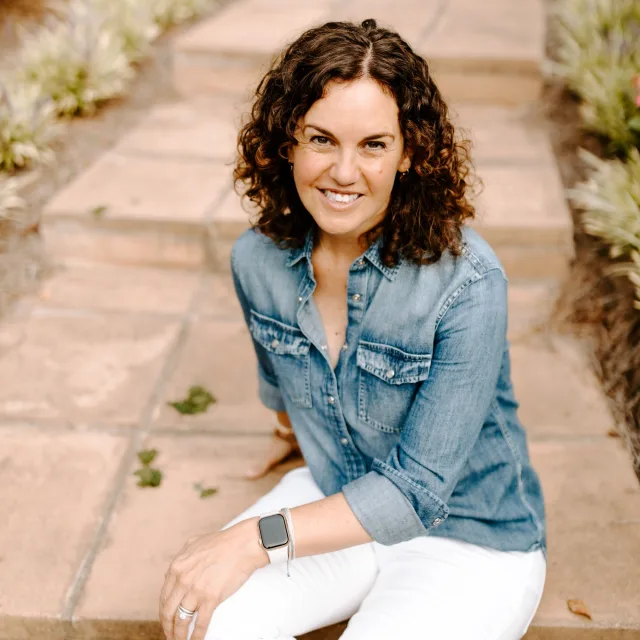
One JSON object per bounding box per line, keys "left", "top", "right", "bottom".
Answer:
{"left": 231, "top": 225, "right": 546, "bottom": 554}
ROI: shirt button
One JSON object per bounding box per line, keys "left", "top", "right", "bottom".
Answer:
{"left": 271, "top": 339, "right": 280, "bottom": 348}
{"left": 356, "top": 259, "right": 365, "bottom": 267}
{"left": 352, "top": 293, "right": 361, "bottom": 302}
{"left": 328, "top": 396, "right": 335, "bottom": 404}
{"left": 321, "top": 344, "right": 327, "bottom": 351}
{"left": 341, "top": 343, "right": 348, "bottom": 351}
{"left": 385, "top": 369, "right": 395, "bottom": 379}
{"left": 298, "top": 296, "right": 303, "bottom": 303}
{"left": 433, "top": 517, "right": 443, "bottom": 526}
{"left": 340, "top": 437, "right": 349, "bottom": 446}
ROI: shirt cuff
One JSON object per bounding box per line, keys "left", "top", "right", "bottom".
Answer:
{"left": 342, "top": 460, "right": 449, "bottom": 546}
{"left": 257, "top": 372, "right": 286, "bottom": 412}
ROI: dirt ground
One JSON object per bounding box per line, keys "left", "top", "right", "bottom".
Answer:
{"left": 541, "top": 82, "right": 640, "bottom": 480}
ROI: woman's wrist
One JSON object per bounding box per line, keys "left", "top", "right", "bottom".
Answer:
{"left": 236, "top": 516, "right": 270, "bottom": 570}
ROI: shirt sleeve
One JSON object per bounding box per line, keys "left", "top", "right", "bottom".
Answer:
{"left": 342, "top": 268, "right": 509, "bottom": 545}
{"left": 230, "top": 241, "right": 287, "bottom": 413}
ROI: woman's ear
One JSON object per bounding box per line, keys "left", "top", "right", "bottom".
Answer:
{"left": 398, "top": 153, "right": 411, "bottom": 173}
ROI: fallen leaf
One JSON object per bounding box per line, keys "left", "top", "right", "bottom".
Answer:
{"left": 91, "top": 205, "right": 108, "bottom": 218}
{"left": 199, "top": 487, "right": 218, "bottom": 498}
{"left": 168, "top": 385, "right": 216, "bottom": 415}
{"left": 137, "top": 448, "right": 158, "bottom": 465}
{"left": 606, "top": 428, "right": 620, "bottom": 438}
{"left": 567, "top": 599, "right": 592, "bottom": 620}
{"left": 134, "top": 467, "right": 162, "bottom": 487}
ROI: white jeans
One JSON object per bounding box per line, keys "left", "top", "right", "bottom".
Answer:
{"left": 187, "top": 467, "right": 546, "bottom": 640}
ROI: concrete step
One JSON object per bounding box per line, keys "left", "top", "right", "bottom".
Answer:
{"left": 0, "top": 265, "right": 637, "bottom": 637}
{"left": 41, "top": 100, "right": 573, "bottom": 283}
{"left": 172, "top": 0, "right": 545, "bottom": 105}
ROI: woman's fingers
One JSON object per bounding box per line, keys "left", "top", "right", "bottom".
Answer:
{"left": 244, "top": 435, "right": 298, "bottom": 480}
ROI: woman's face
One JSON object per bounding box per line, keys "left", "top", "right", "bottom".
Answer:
{"left": 288, "top": 77, "right": 411, "bottom": 242}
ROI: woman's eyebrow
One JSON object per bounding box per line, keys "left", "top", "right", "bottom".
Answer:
{"left": 303, "top": 124, "right": 395, "bottom": 142}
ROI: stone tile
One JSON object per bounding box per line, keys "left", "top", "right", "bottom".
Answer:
{"left": 115, "top": 100, "right": 240, "bottom": 162}
{"left": 470, "top": 164, "right": 572, "bottom": 246}
{"left": 153, "top": 319, "right": 272, "bottom": 432}
{"left": 174, "top": 0, "right": 330, "bottom": 56}
{"left": 420, "top": 0, "right": 544, "bottom": 67}
{"left": 487, "top": 243, "right": 571, "bottom": 282}
{"left": 43, "top": 152, "right": 230, "bottom": 224}
{"left": 511, "top": 334, "right": 614, "bottom": 438}
{"left": 0, "top": 314, "right": 180, "bottom": 426}
{"left": 530, "top": 440, "right": 640, "bottom": 628}
{"left": 0, "top": 426, "right": 127, "bottom": 619}
{"left": 192, "top": 273, "right": 242, "bottom": 319}
{"left": 450, "top": 104, "right": 552, "bottom": 164}
{"left": 37, "top": 263, "right": 200, "bottom": 315}
{"left": 209, "top": 188, "right": 255, "bottom": 240}
{"left": 73, "top": 432, "right": 303, "bottom": 625}
{"left": 42, "top": 219, "right": 209, "bottom": 270}
{"left": 507, "top": 282, "right": 558, "bottom": 344}
{"left": 331, "top": 0, "right": 441, "bottom": 48}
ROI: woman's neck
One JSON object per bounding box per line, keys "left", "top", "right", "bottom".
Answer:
{"left": 314, "top": 230, "right": 368, "bottom": 266}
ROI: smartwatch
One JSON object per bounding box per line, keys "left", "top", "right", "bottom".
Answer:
{"left": 257, "top": 511, "right": 290, "bottom": 565}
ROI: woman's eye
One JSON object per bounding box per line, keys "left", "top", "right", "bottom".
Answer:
{"left": 365, "top": 141, "right": 386, "bottom": 150}
{"left": 311, "top": 135, "right": 331, "bottom": 145}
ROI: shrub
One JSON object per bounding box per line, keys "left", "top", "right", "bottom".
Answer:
{"left": 0, "top": 80, "right": 63, "bottom": 172}
{"left": 549, "top": 0, "right": 640, "bottom": 155}
{"left": 0, "top": 175, "right": 26, "bottom": 222}
{"left": 150, "top": 0, "right": 218, "bottom": 29}
{"left": 95, "top": 0, "right": 160, "bottom": 64}
{"left": 569, "top": 148, "right": 640, "bottom": 307}
{"left": 14, "top": 0, "right": 135, "bottom": 117}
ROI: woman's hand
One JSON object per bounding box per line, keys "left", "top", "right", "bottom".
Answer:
{"left": 159, "top": 519, "right": 268, "bottom": 640}
{"left": 244, "top": 418, "right": 301, "bottom": 480}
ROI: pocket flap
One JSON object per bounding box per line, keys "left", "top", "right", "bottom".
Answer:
{"left": 357, "top": 341, "right": 431, "bottom": 384}
{"left": 249, "top": 310, "right": 310, "bottom": 357}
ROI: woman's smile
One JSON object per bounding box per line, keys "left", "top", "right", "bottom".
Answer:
{"left": 317, "top": 187, "right": 364, "bottom": 210}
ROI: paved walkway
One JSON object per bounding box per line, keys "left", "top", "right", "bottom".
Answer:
{"left": 1, "top": 1, "right": 639, "bottom": 639}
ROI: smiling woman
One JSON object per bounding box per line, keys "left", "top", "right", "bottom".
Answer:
{"left": 159, "top": 18, "right": 547, "bottom": 640}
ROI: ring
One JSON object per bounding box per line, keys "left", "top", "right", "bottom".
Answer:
{"left": 177, "top": 604, "right": 196, "bottom": 620}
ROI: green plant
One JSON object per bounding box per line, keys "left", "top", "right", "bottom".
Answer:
{"left": 95, "top": 0, "right": 160, "bottom": 64}
{"left": 549, "top": 0, "right": 640, "bottom": 154}
{"left": 569, "top": 148, "right": 640, "bottom": 307}
{"left": 0, "top": 80, "right": 62, "bottom": 172}
{"left": 0, "top": 176, "right": 26, "bottom": 221}
{"left": 15, "top": 0, "right": 134, "bottom": 117}
{"left": 149, "top": 0, "right": 218, "bottom": 29}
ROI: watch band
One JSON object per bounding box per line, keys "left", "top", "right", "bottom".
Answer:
{"left": 257, "top": 510, "right": 292, "bottom": 576}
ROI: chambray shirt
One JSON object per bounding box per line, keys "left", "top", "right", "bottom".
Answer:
{"left": 231, "top": 225, "right": 546, "bottom": 554}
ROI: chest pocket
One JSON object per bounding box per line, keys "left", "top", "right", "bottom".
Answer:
{"left": 356, "top": 341, "right": 432, "bottom": 432}
{"left": 249, "top": 310, "right": 312, "bottom": 409}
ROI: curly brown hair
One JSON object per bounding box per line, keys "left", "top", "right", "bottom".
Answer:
{"left": 234, "top": 18, "right": 478, "bottom": 267}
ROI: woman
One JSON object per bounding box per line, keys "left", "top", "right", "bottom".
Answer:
{"left": 159, "top": 18, "right": 547, "bottom": 640}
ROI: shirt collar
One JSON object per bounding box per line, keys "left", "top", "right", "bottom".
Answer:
{"left": 285, "top": 227, "right": 400, "bottom": 281}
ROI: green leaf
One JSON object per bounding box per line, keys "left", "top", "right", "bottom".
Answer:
{"left": 628, "top": 116, "right": 640, "bottom": 133}
{"left": 134, "top": 467, "right": 162, "bottom": 487}
{"left": 168, "top": 385, "right": 216, "bottom": 415}
{"left": 199, "top": 487, "right": 218, "bottom": 498}
{"left": 91, "top": 205, "right": 108, "bottom": 218}
{"left": 137, "top": 448, "right": 158, "bottom": 466}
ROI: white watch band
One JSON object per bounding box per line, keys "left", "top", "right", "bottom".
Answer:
{"left": 265, "top": 544, "right": 289, "bottom": 565}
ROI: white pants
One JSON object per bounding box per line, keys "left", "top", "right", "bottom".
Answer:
{"left": 187, "top": 467, "right": 546, "bottom": 640}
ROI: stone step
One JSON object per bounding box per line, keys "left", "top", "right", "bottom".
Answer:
{"left": 172, "top": 0, "right": 545, "bottom": 105}
{"left": 41, "top": 100, "right": 572, "bottom": 283}
{"left": 0, "top": 265, "right": 638, "bottom": 638}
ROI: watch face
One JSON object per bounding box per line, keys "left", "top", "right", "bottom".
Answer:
{"left": 258, "top": 514, "right": 288, "bottom": 549}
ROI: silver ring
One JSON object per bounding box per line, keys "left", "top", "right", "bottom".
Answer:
{"left": 177, "top": 604, "right": 196, "bottom": 620}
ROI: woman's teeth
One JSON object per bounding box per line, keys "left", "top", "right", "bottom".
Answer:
{"left": 323, "top": 190, "right": 360, "bottom": 203}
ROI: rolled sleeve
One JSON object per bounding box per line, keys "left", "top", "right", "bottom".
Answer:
{"left": 344, "top": 269, "right": 508, "bottom": 545}
{"left": 343, "top": 464, "right": 447, "bottom": 545}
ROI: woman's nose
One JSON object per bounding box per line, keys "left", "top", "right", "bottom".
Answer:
{"left": 329, "top": 150, "right": 360, "bottom": 185}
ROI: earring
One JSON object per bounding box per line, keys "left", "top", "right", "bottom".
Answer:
{"left": 289, "top": 163, "right": 294, "bottom": 172}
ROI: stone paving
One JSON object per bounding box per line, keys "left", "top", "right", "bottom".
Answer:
{"left": 1, "top": 0, "right": 640, "bottom": 639}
